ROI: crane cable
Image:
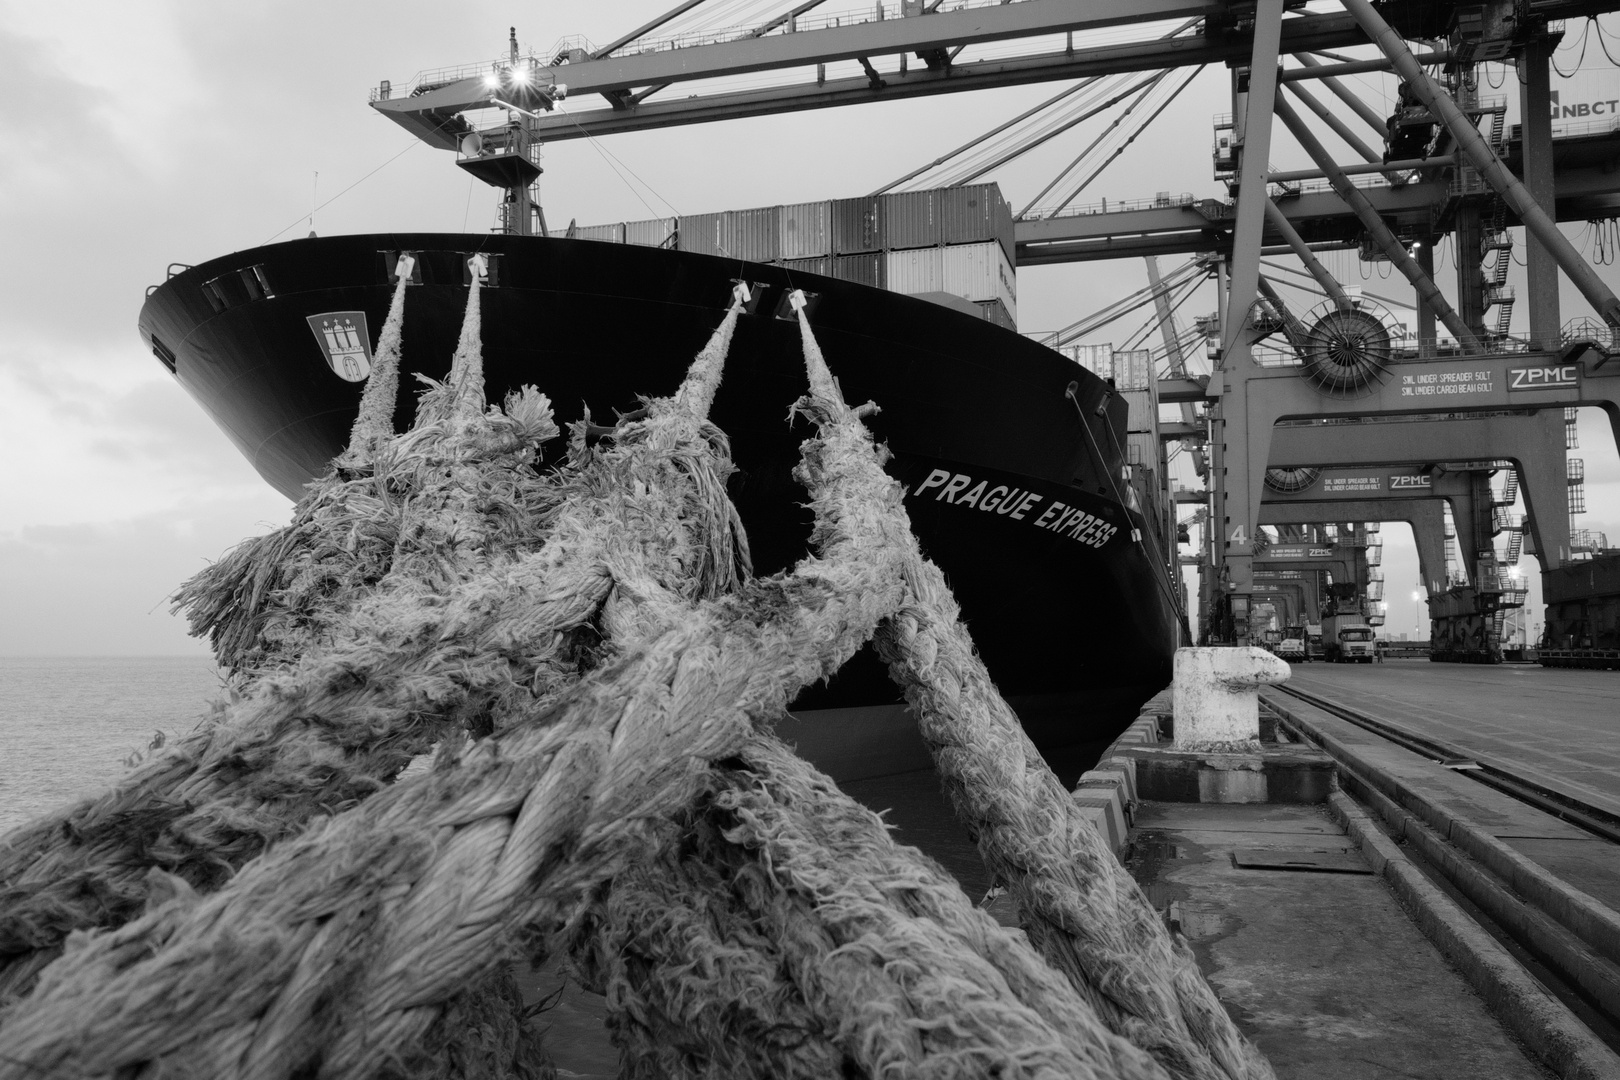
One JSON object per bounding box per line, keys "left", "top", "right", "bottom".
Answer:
{"left": 877, "top": 15, "right": 1205, "bottom": 194}
{"left": 1027, "top": 64, "right": 1205, "bottom": 219}
{"left": 1054, "top": 258, "right": 1202, "bottom": 344}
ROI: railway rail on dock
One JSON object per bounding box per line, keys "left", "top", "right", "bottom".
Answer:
{"left": 1261, "top": 679, "right": 1620, "bottom": 1054}
{"left": 1271, "top": 682, "right": 1620, "bottom": 845}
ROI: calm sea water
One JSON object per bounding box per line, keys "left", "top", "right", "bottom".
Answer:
{"left": 0, "top": 656, "right": 226, "bottom": 836}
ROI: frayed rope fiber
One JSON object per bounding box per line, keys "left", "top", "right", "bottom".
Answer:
{"left": 0, "top": 281, "right": 1272, "bottom": 1080}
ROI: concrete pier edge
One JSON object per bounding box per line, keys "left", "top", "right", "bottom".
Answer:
{"left": 1068, "top": 703, "right": 1166, "bottom": 855}
{"left": 1092, "top": 693, "right": 1620, "bottom": 1078}
{"left": 1329, "top": 790, "right": 1620, "bottom": 1080}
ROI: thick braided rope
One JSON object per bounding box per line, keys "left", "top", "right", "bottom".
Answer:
{"left": 873, "top": 559, "right": 1274, "bottom": 1080}
{"left": 577, "top": 733, "right": 1171, "bottom": 1080}
{"left": 0, "top": 303, "right": 740, "bottom": 1002}
{"left": 0, "top": 336, "right": 905, "bottom": 1078}
{"left": 339, "top": 271, "right": 410, "bottom": 467}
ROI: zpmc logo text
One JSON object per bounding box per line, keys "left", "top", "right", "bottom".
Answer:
{"left": 1507, "top": 365, "right": 1578, "bottom": 391}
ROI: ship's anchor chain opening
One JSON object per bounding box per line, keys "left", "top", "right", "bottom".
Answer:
{"left": 0, "top": 270, "right": 1273, "bottom": 1080}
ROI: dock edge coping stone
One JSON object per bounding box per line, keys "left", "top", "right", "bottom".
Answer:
{"left": 1070, "top": 697, "right": 1168, "bottom": 857}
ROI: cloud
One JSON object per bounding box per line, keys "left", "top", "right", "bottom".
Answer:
{"left": 0, "top": 342, "right": 280, "bottom": 529}
{"left": 0, "top": 29, "right": 120, "bottom": 192}
{"left": 0, "top": 492, "right": 291, "bottom": 655}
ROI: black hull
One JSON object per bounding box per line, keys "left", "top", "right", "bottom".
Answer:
{"left": 139, "top": 234, "right": 1176, "bottom": 766}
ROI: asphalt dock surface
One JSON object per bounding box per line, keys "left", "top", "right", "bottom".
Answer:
{"left": 1285, "top": 659, "right": 1620, "bottom": 820}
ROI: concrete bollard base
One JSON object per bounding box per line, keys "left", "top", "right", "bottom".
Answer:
{"left": 1171, "top": 646, "right": 1290, "bottom": 751}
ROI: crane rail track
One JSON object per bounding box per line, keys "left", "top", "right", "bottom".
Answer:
{"left": 1268, "top": 683, "right": 1620, "bottom": 848}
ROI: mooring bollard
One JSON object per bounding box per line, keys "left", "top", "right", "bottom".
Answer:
{"left": 1172, "top": 646, "right": 1291, "bottom": 751}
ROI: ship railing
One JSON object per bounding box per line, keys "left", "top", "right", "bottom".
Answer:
{"left": 556, "top": 0, "right": 1012, "bottom": 62}
{"left": 1548, "top": 115, "right": 1620, "bottom": 141}
{"left": 1024, "top": 192, "right": 1197, "bottom": 220}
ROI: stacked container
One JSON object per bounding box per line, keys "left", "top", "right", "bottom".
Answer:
{"left": 831, "top": 196, "right": 882, "bottom": 255}
{"left": 781, "top": 257, "right": 831, "bottom": 278}
{"left": 1111, "top": 349, "right": 1154, "bottom": 392}
{"left": 882, "top": 190, "right": 940, "bottom": 249}
{"left": 623, "top": 217, "right": 676, "bottom": 248}
{"left": 827, "top": 253, "right": 881, "bottom": 288}
{"left": 937, "top": 183, "right": 1016, "bottom": 264}
{"left": 679, "top": 212, "right": 725, "bottom": 257}
{"left": 779, "top": 201, "right": 831, "bottom": 260}
{"left": 1068, "top": 344, "right": 1113, "bottom": 379}
{"left": 566, "top": 182, "right": 1017, "bottom": 326}
{"left": 1114, "top": 351, "right": 1166, "bottom": 501}
{"left": 571, "top": 222, "right": 626, "bottom": 243}
{"left": 720, "top": 206, "right": 780, "bottom": 263}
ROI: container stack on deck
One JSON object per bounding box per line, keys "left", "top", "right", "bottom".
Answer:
{"left": 570, "top": 183, "right": 1017, "bottom": 330}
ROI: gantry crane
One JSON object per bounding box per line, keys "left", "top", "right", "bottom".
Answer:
{"left": 371, "top": 0, "right": 1620, "bottom": 648}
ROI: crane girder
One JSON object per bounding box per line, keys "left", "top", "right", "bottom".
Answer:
{"left": 1014, "top": 138, "right": 1620, "bottom": 264}
{"left": 373, "top": 6, "right": 1369, "bottom": 146}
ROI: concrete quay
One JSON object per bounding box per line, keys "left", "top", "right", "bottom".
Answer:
{"left": 1087, "top": 657, "right": 1620, "bottom": 1080}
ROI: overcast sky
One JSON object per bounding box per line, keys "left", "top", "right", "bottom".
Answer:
{"left": 1, "top": 1, "right": 1616, "bottom": 655}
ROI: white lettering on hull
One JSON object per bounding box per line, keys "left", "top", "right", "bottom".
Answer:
{"left": 908, "top": 470, "right": 1121, "bottom": 549}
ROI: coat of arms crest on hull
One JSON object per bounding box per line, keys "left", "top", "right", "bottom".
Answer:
{"left": 306, "top": 311, "right": 373, "bottom": 382}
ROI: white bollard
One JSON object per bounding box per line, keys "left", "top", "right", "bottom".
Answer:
{"left": 1172, "top": 646, "right": 1291, "bottom": 751}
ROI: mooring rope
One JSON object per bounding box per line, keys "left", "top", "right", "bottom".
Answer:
{"left": 339, "top": 266, "right": 411, "bottom": 467}
{"left": 560, "top": 304, "right": 1273, "bottom": 1080}
{"left": 572, "top": 733, "right": 1170, "bottom": 1080}
{"left": 875, "top": 558, "right": 1273, "bottom": 1080}
{"left": 0, "top": 286, "right": 1275, "bottom": 1080}
{"left": 0, "top": 308, "right": 909, "bottom": 1079}
{"left": 0, "top": 288, "right": 740, "bottom": 1003}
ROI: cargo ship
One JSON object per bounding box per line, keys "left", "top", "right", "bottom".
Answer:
{"left": 139, "top": 232, "right": 1178, "bottom": 777}
{"left": 136, "top": 54, "right": 1180, "bottom": 780}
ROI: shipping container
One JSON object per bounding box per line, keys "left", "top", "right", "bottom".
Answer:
{"left": 939, "top": 183, "right": 1016, "bottom": 264}
{"left": 976, "top": 299, "right": 1017, "bottom": 333}
{"left": 571, "top": 222, "right": 625, "bottom": 243}
{"left": 678, "top": 213, "right": 725, "bottom": 256}
{"left": 1127, "top": 432, "right": 1159, "bottom": 469}
{"left": 831, "top": 196, "right": 882, "bottom": 254}
{"left": 720, "top": 206, "right": 781, "bottom": 263}
{"left": 624, "top": 217, "right": 677, "bottom": 248}
{"left": 884, "top": 247, "right": 944, "bottom": 295}
{"left": 1119, "top": 390, "right": 1157, "bottom": 435}
{"left": 780, "top": 257, "right": 831, "bottom": 278}
{"left": 881, "top": 190, "right": 940, "bottom": 249}
{"left": 829, "top": 252, "right": 884, "bottom": 288}
{"left": 779, "top": 201, "right": 832, "bottom": 260}
{"left": 940, "top": 242, "right": 1017, "bottom": 314}
{"left": 1111, "top": 348, "right": 1154, "bottom": 392}
{"left": 1069, "top": 344, "right": 1113, "bottom": 379}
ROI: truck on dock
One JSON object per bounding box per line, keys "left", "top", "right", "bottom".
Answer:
{"left": 1322, "top": 614, "right": 1377, "bottom": 663}
{"left": 1277, "top": 629, "right": 1307, "bottom": 661}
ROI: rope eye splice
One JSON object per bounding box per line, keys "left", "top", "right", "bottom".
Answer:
{"left": 0, "top": 293, "right": 1274, "bottom": 1080}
